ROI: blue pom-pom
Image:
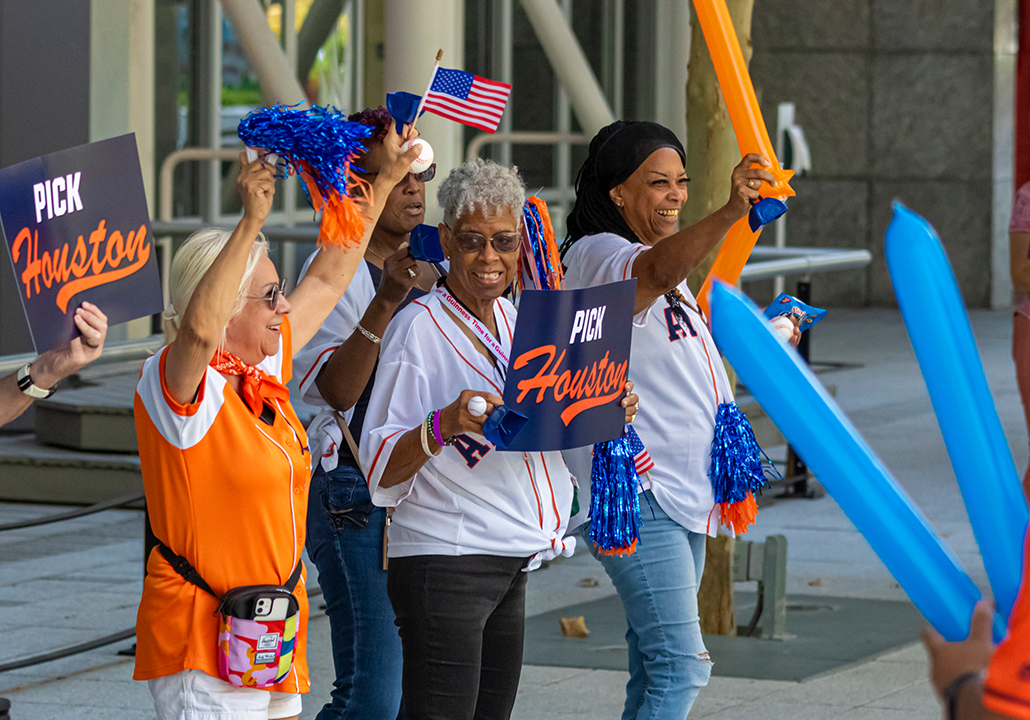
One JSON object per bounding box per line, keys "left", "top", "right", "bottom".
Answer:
{"left": 589, "top": 430, "right": 642, "bottom": 554}
{"left": 708, "top": 401, "right": 766, "bottom": 504}
{"left": 237, "top": 104, "right": 373, "bottom": 203}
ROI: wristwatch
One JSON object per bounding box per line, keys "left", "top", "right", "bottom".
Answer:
{"left": 16, "top": 363, "right": 57, "bottom": 399}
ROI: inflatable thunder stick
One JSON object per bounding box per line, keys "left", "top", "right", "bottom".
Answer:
{"left": 692, "top": 0, "right": 795, "bottom": 317}
{"left": 709, "top": 281, "right": 1004, "bottom": 642}
{"left": 886, "top": 203, "right": 1029, "bottom": 622}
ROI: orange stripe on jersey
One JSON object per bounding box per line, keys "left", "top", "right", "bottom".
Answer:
{"left": 299, "top": 345, "right": 339, "bottom": 390}
{"left": 368, "top": 429, "right": 405, "bottom": 482}
{"left": 414, "top": 300, "right": 503, "bottom": 396}
{"left": 523, "top": 455, "right": 544, "bottom": 529}
{"left": 540, "top": 452, "right": 561, "bottom": 533}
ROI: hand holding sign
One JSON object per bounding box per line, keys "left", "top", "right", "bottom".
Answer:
{"left": 0, "top": 134, "right": 162, "bottom": 353}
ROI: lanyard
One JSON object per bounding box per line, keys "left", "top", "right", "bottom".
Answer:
{"left": 434, "top": 284, "right": 510, "bottom": 377}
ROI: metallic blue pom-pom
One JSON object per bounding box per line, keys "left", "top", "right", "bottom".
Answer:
{"left": 708, "top": 401, "right": 766, "bottom": 504}
{"left": 237, "top": 104, "right": 373, "bottom": 202}
{"left": 589, "top": 431, "right": 642, "bottom": 554}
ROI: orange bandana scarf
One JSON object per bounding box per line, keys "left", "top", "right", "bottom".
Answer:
{"left": 210, "top": 348, "right": 290, "bottom": 417}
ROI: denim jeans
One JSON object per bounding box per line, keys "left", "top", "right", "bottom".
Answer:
{"left": 584, "top": 490, "right": 712, "bottom": 720}
{"left": 306, "top": 463, "right": 404, "bottom": 720}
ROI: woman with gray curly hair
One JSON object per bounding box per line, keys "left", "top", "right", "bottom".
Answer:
{"left": 359, "top": 158, "right": 637, "bottom": 720}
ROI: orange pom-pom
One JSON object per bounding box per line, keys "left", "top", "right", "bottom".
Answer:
{"left": 597, "top": 539, "right": 637, "bottom": 557}
{"left": 317, "top": 174, "right": 373, "bottom": 249}
{"left": 719, "top": 492, "right": 758, "bottom": 535}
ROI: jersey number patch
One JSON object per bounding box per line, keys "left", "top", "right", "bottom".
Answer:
{"left": 451, "top": 434, "right": 492, "bottom": 468}
{"left": 664, "top": 306, "right": 697, "bottom": 343}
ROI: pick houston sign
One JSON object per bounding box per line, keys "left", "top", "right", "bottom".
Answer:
{"left": 0, "top": 134, "right": 162, "bottom": 352}
{"left": 502, "top": 279, "right": 636, "bottom": 452}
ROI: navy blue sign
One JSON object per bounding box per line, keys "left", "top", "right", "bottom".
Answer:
{"left": 0, "top": 134, "right": 161, "bottom": 353}
{"left": 502, "top": 279, "right": 636, "bottom": 451}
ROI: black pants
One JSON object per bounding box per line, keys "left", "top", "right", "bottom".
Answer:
{"left": 387, "top": 554, "right": 528, "bottom": 720}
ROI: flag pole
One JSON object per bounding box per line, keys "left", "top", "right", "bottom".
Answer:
{"left": 409, "top": 49, "right": 442, "bottom": 136}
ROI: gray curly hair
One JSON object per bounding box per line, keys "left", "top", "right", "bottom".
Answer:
{"left": 437, "top": 157, "right": 525, "bottom": 227}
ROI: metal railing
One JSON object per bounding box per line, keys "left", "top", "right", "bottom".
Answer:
{"left": 0, "top": 335, "right": 165, "bottom": 375}
{"left": 740, "top": 246, "right": 873, "bottom": 282}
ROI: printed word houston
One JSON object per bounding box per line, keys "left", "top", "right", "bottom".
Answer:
{"left": 12, "top": 219, "right": 151, "bottom": 312}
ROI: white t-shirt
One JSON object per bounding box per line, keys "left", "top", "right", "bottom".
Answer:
{"left": 562, "top": 232, "right": 733, "bottom": 537}
{"left": 293, "top": 253, "right": 376, "bottom": 473}
{"left": 359, "top": 289, "right": 576, "bottom": 568}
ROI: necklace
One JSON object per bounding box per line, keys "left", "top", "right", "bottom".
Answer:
{"left": 366, "top": 245, "right": 389, "bottom": 262}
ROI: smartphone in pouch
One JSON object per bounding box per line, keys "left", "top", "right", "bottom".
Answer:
{"left": 254, "top": 597, "right": 290, "bottom": 622}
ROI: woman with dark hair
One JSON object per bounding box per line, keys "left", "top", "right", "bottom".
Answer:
{"left": 561, "top": 120, "right": 774, "bottom": 720}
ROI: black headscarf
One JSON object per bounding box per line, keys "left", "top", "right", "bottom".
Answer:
{"left": 562, "top": 121, "right": 686, "bottom": 256}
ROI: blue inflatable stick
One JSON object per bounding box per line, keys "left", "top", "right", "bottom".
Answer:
{"left": 885, "top": 202, "right": 1029, "bottom": 621}
{"left": 709, "top": 281, "right": 1003, "bottom": 642}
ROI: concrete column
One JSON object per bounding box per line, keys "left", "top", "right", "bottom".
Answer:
{"left": 220, "top": 0, "right": 307, "bottom": 106}
{"left": 654, "top": 0, "right": 691, "bottom": 144}
{"left": 384, "top": 0, "right": 463, "bottom": 225}
{"left": 519, "top": 0, "right": 614, "bottom": 136}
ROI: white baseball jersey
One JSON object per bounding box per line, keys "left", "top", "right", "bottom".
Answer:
{"left": 563, "top": 232, "right": 733, "bottom": 537}
{"left": 359, "top": 290, "right": 576, "bottom": 567}
{"left": 293, "top": 252, "right": 376, "bottom": 473}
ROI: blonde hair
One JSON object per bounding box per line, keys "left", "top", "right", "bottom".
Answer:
{"left": 162, "top": 227, "right": 269, "bottom": 343}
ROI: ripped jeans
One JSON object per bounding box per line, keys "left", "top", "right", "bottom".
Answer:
{"left": 584, "top": 490, "right": 712, "bottom": 720}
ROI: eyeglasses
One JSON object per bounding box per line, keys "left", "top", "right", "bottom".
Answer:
{"left": 248, "top": 278, "right": 287, "bottom": 310}
{"left": 352, "top": 163, "right": 436, "bottom": 184}
{"left": 453, "top": 231, "right": 521, "bottom": 255}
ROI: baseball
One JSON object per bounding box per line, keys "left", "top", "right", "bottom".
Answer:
{"left": 467, "top": 396, "right": 488, "bottom": 417}
{"left": 770, "top": 316, "right": 795, "bottom": 343}
{"left": 403, "top": 138, "right": 434, "bottom": 174}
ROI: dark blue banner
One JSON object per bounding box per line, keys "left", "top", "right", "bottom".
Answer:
{"left": 502, "top": 279, "right": 636, "bottom": 451}
{"left": 0, "top": 134, "right": 161, "bottom": 353}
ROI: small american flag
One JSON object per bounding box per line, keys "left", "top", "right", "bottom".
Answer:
{"left": 422, "top": 68, "right": 511, "bottom": 133}
{"left": 626, "top": 426, "right": 654, "bottom": 476}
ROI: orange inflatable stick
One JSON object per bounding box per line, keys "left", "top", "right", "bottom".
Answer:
{"left": 692, "top": 0, "right": 794, "bottom": 316}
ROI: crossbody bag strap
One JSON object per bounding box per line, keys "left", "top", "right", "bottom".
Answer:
{"left": 155, "top": 541, "right": 220, "bottom": 599}
{"left": 284, "top": 558, "right": 304, "bottom": 593}
{"left": 332, "top": 411, "right": 362, "bottom": 473}
{"left": 157, "top": 541, "right": 303, "bottom": 596}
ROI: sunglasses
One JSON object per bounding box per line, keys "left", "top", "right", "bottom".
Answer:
{"left": 353, "top": 163, "right": 437, "bottom": 184}
{"left": 248, "top": 278, "right": 287, "bottom": 310}
{"left": 453, "top": 231, "right": 521, "bottom": 255}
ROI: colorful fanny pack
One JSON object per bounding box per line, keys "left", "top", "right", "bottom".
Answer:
{"left": 157, "top": 542, "right": 302, "bottom": 689}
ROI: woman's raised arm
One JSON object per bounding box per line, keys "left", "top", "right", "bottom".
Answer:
{"left": 164, "top": 154, "right": 274, "bottom": 405}
{"left": 287, "top": 125, "right": 421, "bottom": 350}
{"left": 630, "top": 153, "right": 772, "bottom": 314}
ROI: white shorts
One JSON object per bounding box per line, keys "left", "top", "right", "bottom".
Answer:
{"left": 148, "top": 669, "right": 302, "bottom": 720}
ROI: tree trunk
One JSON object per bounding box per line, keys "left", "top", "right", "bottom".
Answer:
{"left": 684, "top": 0, "right": 754, "bottom": 295}
{"left": 689, "top": 0, "right": 754, "bottom": 638}
{"left": 699, "top": 534, "right": 736, "bottom": 636}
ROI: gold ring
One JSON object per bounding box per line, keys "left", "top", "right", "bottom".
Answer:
{"left": 747, "top": 179, "right": 754, "bottom": 189}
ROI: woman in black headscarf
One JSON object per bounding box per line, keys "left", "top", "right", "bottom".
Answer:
{"left": 561, "top": 121, "right": 773, "bottom": 720}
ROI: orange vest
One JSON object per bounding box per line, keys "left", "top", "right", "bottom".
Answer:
{"left": 984, "top": 528, "right": 1030, "bottom": 719}
{"left": 132, "top": 319, "right": 311, "bottom": 692}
